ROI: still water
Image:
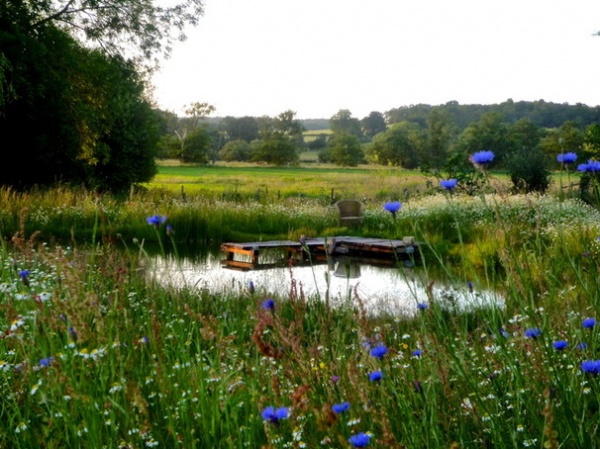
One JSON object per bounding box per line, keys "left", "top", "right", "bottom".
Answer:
{"left": 150, "top": 253, "right": 503, "bottom": 316}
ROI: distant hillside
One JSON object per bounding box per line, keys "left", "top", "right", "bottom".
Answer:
{"left": 385, "top": 99, "right": 600, "bottom": 130}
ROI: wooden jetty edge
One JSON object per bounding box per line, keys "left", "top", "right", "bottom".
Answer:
{"left": 220, "top": 236, "right": 418, "bottom": 271}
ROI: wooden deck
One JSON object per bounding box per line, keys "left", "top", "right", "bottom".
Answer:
{"left": 220, "top": 236, "right": 418, "bottom": 271}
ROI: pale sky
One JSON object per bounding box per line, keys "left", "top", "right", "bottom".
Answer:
{"left": 150, "top": 0, "right": 600, "bottom": 120}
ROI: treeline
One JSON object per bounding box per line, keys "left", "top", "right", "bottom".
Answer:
{"left": 157, "top": 102, "right": 600, "bottom": 195}
{"left": 385, "top": 99, "right": 600, "bottom": 130}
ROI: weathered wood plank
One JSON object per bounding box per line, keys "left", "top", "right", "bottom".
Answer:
{"left": 220, "top": 236, "right": 419, "bottom": 271}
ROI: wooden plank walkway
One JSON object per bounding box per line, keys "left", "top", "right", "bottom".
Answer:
{"left": 220, "top": 236, "right": 418, "bottom": 271}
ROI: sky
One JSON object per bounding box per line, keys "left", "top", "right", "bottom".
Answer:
{"left": 150, "top": 0, "right": 600, "bottom": 120}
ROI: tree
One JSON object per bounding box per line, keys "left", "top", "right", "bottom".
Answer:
{"left": 181, "top": 127, "right": 212, "bottom": 164}
{"left": 506, "top": 148, "right": 550, "bottom": 193}
{"left": 509, "top": 118, "right": 544, "bottom": 152}
{"left": 17, "top": 0, "right": 204, "bottom": 66}
{"left": 540, "top": 121, "right": 584, "bottom": 160}
{"left": 328, "top": 133, "right": 364, "bottom": 166}
{"left": 583, "top": 123, "right": 600, "bottom": 160}
{"left": 361, "top": 111, "right": 387, "bottom": 138}
{"left": 330, "top": 109, "right": 362, "bottom": 139}
{"left": 0, "top": 1, "right": 202, "bottom": 191}
{"left": 423, "top": 109, "right": 454, "bottom": 169}
{"left": 86, "top": 55, "right": 161, "bottom": 191}
{"left": 174, "top": 101, "right": 216, "bottom": 160}
{"left": 219, "top": 139, "right": 251, "bottom": 162}
{"left": 453, "top": 112, "right": 513, "bottom": 166}
{"left": 251, "top": 132, "right": 298, "bottom": 165}
{"left": 0, "top": 52, "right": 14, "bottom": 112}
{"left": 0, "top": 17, "right": 159, "bottom": 191}
{"left": 221, "top": 116, "right": 259, "bottom": 142}
{"left": 250, "top": 111, "right": 304, "bottom": 165}
{"left": 366, "top": 122, "right": 421, "bottom": 168}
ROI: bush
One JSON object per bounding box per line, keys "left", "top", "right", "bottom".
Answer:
{"left": 506, "top": 148, "right": 550, "bottom": 193}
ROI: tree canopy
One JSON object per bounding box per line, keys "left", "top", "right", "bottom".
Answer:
{"left": 11, "top": 0, "right": 204, "bottom": 67}
{"left": 0, "top": 1, "right": 203, "bottom": 191}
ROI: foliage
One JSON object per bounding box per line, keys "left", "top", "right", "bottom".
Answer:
{"left": 250, "top": 132, "right": 299, "bottom": 166}
{"left": 305, "top": 134, "right": 328, "bottom": 151}
{"left": 0, "top": 51, "right": 14, "bottom": 111}
{"left": 0, "top": 19, "right": 159, "bottom": 192}
{"left": 506, "top": 148, "right": 551, "bottom": 193}
{"left": 15, "top": 0, "right": 204, "bottom": 66}
{"left": 540, "top": 121, "right": 585, "bottom": 160}
{"left": 422, "top": 152, "right": 492, "bottom": 196}
{"left": 509, "top": 118, "right": 545, "bottom": 153}
{"left": 386, "top": 99, "right": 600, "bottom": 130}
{"left": 220, "top": 116, "right": 260, "bottom": 142}
{"left": 453, "top": 112, "right": 514, "bottom": 166}
{"left": 360, "top": 111, "right": 387, "bottom": 138}
{"left": 328, "top": 133, "right": 364, "bottom": 167}
{"left": 219, "top": 139, "right": 251, "bottom": 162}
{"left": 249, "top": 111, "right": 304, "bottom": 166}
{"left": 181, "top": 126, "right": 213, "bottom": 164}
{"left": 329, "top": 109, "right": 363, "bottom": 139}
{"left": 422, "top": 108, "right": 456, "bottom": 169}
{"left": 366, "top": 122, "right": 422, "bottom": 168}
{"left": 583, "top": 123, "right": 600, "bottom": 160}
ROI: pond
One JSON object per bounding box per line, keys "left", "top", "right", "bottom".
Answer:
{"left": 149, "top": 252, "right": 504, "bottom": 317}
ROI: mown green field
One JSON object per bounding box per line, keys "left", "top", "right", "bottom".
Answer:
{"left": 149, "top": 161, "right": 428, "bottom": 202}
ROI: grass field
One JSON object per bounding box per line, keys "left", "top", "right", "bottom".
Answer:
{"left": 149, "top": 161, "right": 429, "bottom": 203}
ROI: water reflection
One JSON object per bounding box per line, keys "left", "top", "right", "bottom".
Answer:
{"left": 151, "top": 253, "right": 503, "bottom": 316}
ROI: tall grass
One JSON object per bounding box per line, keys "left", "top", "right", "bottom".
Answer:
{"left": 3, "top": 178, "right": 600, "bottom": 447}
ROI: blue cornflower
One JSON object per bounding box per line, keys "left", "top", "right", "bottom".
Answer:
{"left": 471, "top": 150, "right": 495, "bottom": 165}
{"left": 248, "top": 281, "right": 255, "bottom": 294}
{"left": 578, "top": 342, "right": 588, "bottom": 350}
{"left": 166, "top": 224, "right": 174, "bottom": 235}
{"left": 262, "top": 298, "right": 275, "bottom": 311}
{"left": 578, "top": 160, "right": 600, "bottom": 172}
{"left": 440, "top": 179, "right": 458, "bottom": 190}
{"left": 412, "top": 349, "right": 422, "bottom": 357}
{"left": 499, "top": 328, "right": 510, "bottom": 338}
{"left": 383, "top": 201, "right": 402, "bottom": 217}
{"left": 146, "top": 215, "right": 167, "bottom": 226}
{"left": 552, "top": 340, "right": 568, "bottom": 351}
{"left": 589, "top": 161, "right": 600, "bottom": 171}
{"left": 39, "top": 357, "right": 54, "bottom": 368}
{"left": 261, "top": 406, "right": 289, "bottom": 424}
{"left": 348, "top": 432, "right": 371, "bottom": 448}
{"left": 369, "top": 370, "right": 383, "bottom": 382}
{"left": 557, "top": 152, "right": 577, "bottom": 164}
{"left": 524, "top": 328, "right": 542, "bottom": 339}
{"left": 581, "top": 359, "right": 600, "bottom": 375}
{"left": 369, "top": 344, "right": 388, "bottom": 359}
{"left": 467, "top": 281, "right": 473, "bottom": 292}
{"left": 18, "top": 269, "right": 29, "bottom": 280}
{"left": 332, "top": 402, "right": 350, "bottom": 414}
{"left": 583, "top": 317, "right": 596, "bottom": 329}
{"left": 417, "top": 302, "right": 428, "bottom": 310}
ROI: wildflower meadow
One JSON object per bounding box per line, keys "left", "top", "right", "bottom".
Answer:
{"left": 4, "top": 154, "right": 600, "bottom": 447}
